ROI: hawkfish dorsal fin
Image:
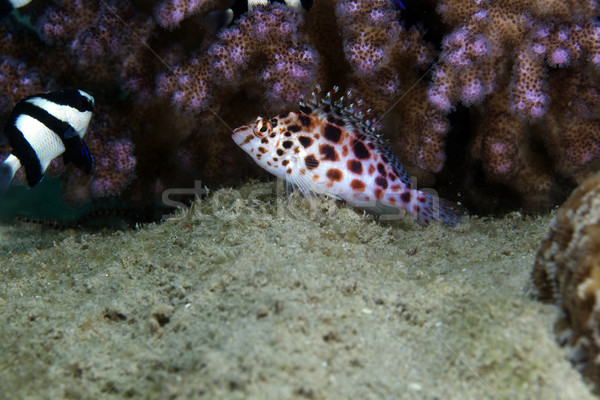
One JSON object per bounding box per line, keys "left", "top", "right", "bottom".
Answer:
{"left": 301, "top": 84, "right": 412, "bottom": 187}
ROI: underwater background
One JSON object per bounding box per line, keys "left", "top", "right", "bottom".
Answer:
{"left": 2, "top": 0, "right": 600, "bottom": 398}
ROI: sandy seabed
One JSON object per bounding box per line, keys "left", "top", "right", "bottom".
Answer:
{"left": 0, "top": 181, "right": 594, "bottom": 399}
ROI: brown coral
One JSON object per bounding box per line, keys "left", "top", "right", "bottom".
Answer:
{"left": 4, "top": 0, "right": 600, "bottom": 214}
{"left": 533, "top": 171, "right": 600, "bottom": 392}
{"left": 158, "top": 3, "right": 321, "bottom": 116}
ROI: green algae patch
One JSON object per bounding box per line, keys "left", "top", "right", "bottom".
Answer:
{"left": 0, "top": 182, "right": 594, "bottom": 399}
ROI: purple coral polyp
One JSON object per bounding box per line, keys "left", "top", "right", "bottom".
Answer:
{"left": 0, "top": 0, "right": 597, "bottom": 212}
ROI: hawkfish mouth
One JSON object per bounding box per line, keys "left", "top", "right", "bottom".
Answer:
{"left": 231, "top": 125, "right": 253, "bottom": 146}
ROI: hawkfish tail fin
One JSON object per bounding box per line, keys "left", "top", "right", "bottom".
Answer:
{"left": 436, "top": 198, "right": 466, "bottom": 227}
{"left": 392, "top": 189, "right": 466, "bottom": 226}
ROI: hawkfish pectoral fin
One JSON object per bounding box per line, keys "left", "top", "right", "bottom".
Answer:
{"left": 286, "top": 179, "right": 315, "bottom": 206}
{"left": 62, "top": 129, "right": 93, "bottom": 174}
{"left": 287, "top": 174, "right": 318, "bottom": 200}
{"left": 287, "top": 174, "right": 332, "bottom": 211}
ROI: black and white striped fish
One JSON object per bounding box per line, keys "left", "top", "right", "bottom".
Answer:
{"left": 231, "top": 0, "right": 314, "bottom": 16}
{"left": 0, "top": 88, "right": 94, "bottom": 193}
{"left": 204, "top": 0, "right": 314, "bottom": 33}
{"left": 0, "top": 0, "right": 32, "bottom": 18}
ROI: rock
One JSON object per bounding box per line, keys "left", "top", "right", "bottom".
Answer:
{"left": 533, "top": 171, "right": 600, "bottom": 392}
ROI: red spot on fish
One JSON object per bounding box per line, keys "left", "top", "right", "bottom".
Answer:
{"left": 351, "top": 179, "right": 365, "bottom": 193}
{"left": 326, "top": 168, "right": 343, "bottom": 181}
{"left": 305, "top": 154, "right": 319, "bottom": 169}
{"left": 401, "top": 192, "right": 411, "bottom": 203}
{"left": 319, "top": 144, "right": 339, "bottom": 161}
{"left": 347, "top": 159, "right": 362, "bottom": 174}
{"left": 375, "top": 176, "right": 388, "bottom": 189}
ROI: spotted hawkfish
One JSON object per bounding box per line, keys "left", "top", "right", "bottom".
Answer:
{"left": 232, "top": 86, "right": 465, "bottom": 226}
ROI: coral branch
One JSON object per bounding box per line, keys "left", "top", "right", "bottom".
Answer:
{"left": 1, "top": 0, "right": 599, "bottom": 213}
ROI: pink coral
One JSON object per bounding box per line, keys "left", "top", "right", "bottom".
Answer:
{"left": 88, "top": 139, "right": 136, "bottom": 198}
{"left": 430, "top": 0, "right": 600, "bottom": 119}
{"left": 429, "top": 0, "right": 600, "bottom": 209}
{"left": 0, "top": 56, "right": 45, "bottom": 114}
{"left": 1, "top": 0, "right": 600, "bottom": 215}
{"left": 34, "top": 0, "right": 156, "bottom": 89}
{"left": 334, "top": 0, "right": 449, "bottom": 175}
{"left": 155, "top": 0, "right": 222, "bottom": 29}
{"left": 157, "top": 4, "right": 320, "bottom": 115}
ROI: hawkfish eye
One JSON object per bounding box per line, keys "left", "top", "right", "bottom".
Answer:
{"left": 255, "top": 118, "right": 272, "bottom": 137}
